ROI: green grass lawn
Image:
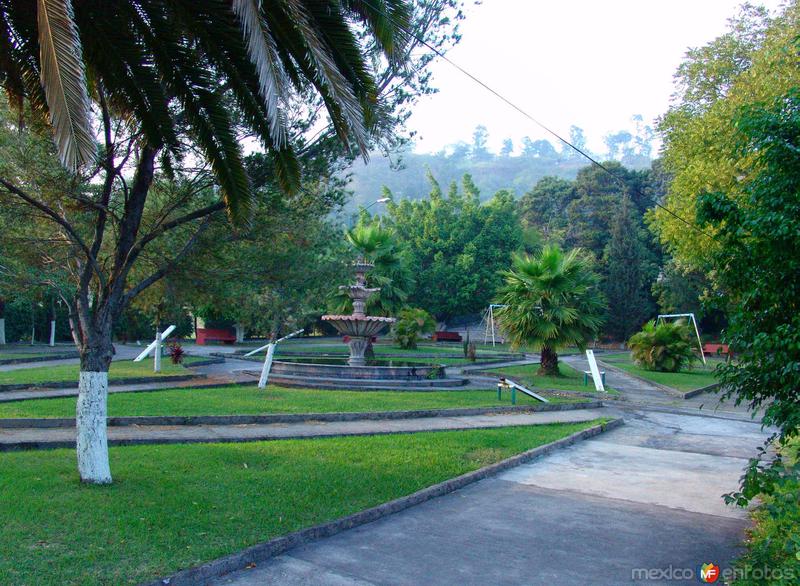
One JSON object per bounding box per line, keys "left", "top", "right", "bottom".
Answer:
{"left": 486, "top": 362, "right": 619, "bottom": 395}
{"left": 0, "top": 385, "right": 581, "bottom": 418}
{"left": 0, "top": 352, "right": 53, "bottom": 360}
{"left": 601, "top": 352, "right": 721, "bottom": 391}
{"left": 0, "top": 421, "right": 605, "bottom": 585}
{"left": 0, "top": 356, "right": 205, "bottom": 386}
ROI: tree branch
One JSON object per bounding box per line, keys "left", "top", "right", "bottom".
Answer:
{"left": 123, "top": 201, "right": 225, "bottom": 275}
{"left": 0, "top": 177, "right": 106, "bottom": 289}
{"left": 124, "top": 216, "right": 214, "bottom": 304}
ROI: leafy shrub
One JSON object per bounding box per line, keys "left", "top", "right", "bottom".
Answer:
{"left": 167, "top": 342, "right": 185, "bottom": 365}
{"left": 729, "top": 440, "right": 800, "bottom": 585}
{"left": 393, "top": 308, "right": 435, "bottom": 350}
{"left": 627, "top": 319, "right": 698, "bottom": 372}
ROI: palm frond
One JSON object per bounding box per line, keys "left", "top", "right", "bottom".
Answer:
{"left": 37, "top": 0, "right": 94, "bottom": 170}
{"left": 232, "top": 0, "right": 289, "bottom": 146}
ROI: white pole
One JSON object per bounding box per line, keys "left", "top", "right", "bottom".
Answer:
{"left": 258, "top": 343, "right": 276, "bottom": 388}
{"left": 154, "top": 330, "right": 162, "bottom": 373}
{"left": 134, "top": 325, "right": 176, "bottom": 362}
{"left": 490, "top": 306, "right": 496, "bottom": 347}
{"left": 244, "top": 329, "right": 304, "bottom": 357}
{"left": 49, "top": 320, "right": 56, "bottom": 347}
{"left": 690, "top": 315, "right": 706, "bottom": 365}
{"left": 586, "top": 349, "right": 605, "bottom": 392}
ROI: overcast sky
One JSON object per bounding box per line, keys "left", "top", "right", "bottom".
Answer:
{"left": 406, "top": 0, "right": 785, "bottom": 155}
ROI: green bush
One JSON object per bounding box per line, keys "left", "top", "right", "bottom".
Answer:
{"left": 393, "top": 308, "right": 435, "bottom": 349}
{"left": 627, "top": 319, "right": 698, "bottom": 372}
{"left": 730, "top": 441, "right": 800, "bottom": 585}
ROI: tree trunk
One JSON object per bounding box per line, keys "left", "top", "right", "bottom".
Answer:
{"left": 76, "top": 336, "right": 114, "bottom": 484}
{"left": 539, "top": 346, "right": 559, "bottom": 376}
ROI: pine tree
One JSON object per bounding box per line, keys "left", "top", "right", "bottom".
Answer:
{"left": 603, "top": 197, "right": 653, "bottom": 340}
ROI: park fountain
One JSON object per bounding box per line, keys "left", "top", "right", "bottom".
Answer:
{"left": 321, "top": 259, "right": 396, "bottom": 366}
{"left": 241, "top": 260, "right": 469, "bottom": 389}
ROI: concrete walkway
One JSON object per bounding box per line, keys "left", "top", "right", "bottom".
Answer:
{"left": 218, "top": 408, "right": 766, "bottom": 586}
{"left": 562, "top": 354, "right": 760, "bottom": 420}
{"left": 0, "top": 408, "right": 609, "bottom": 450}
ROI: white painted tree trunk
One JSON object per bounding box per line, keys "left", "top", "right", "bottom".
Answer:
{"left": 0, "top": 318, "right": 5, "bottom": 345}
{"left": 235, "top": 323, "right": 244, "bottom": 343}
{"left": 49, "top": 320, "right": 56, "bottom": 346}
{"left": 76, "top": 371, "right": 112, "bottom": 484}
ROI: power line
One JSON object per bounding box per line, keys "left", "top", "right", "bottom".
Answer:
{"left": 365, "top": 0, "right": 715, "bottom": 240}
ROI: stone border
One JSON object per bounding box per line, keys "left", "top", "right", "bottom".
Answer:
{"left": 0, "top": 379, "right": 255, "bottom": 405}
{"left": 142, "top": 417, "right": 622, "bottom": 586}
{"left": 0, "top": 400, "right": 603, "bottom": 429}
{"left": 0, "top": 373, "right": 204, "bottom": 393}
{"left": 1, "top": 409, "right": 613, "bottom": 451}
{"left": 681, "top": 382, "right": 721, "bottom": 400}
{"left": 182, "top": 356, "right": 225, "bottom": 367}
{"left": 0, "top": 358, "right": 218, "bottom": 394}
{"left": 0, "top": 352, "right": 79, "bottom": 365}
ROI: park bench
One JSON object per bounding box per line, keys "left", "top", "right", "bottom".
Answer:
{"left": 432, "top": 331, "right": 462, "bottom": 342}
{"left": 196, "top": 327, "right": 237, "bottom": 345}
{"left": 702, "top": 343, "right": 731, "bottom": 357}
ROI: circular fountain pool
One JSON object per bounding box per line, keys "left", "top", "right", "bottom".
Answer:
{"left": 270, "top": 356, "right": 445, "bottom": 381}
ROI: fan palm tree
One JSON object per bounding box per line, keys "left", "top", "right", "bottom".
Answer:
{"left": 628, "top": 319, "right": 698, "bottom": 372}
{"left": 495, "top": 244, "right": 606, "bottom": 376}
{"left": 0, "top": 0, "right": 410, "bottom": 484}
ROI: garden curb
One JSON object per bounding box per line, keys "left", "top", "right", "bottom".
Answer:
{"left": 0, "top": 400, "right": 604, "bottom": 429}
{"left": 0, "top": 359, "right": 220, "bottom": 394}
{"left": 681, "top": 382, "right": 721, "bottom": 399}
{"left": 0, "top": 352, "right": 79, "bottom": 365}
{"left": 0, "top": 407, "right": 612, "bottom": 451}
{"left": 141, "top": 417, "right": 623, "bottom": 586}
{"left": 182, "top": 356, "right": 226, "bottom": 367}
{"left": 0, "top": 373, "right": 205, "bottom": 393}
{"left": 0, "top": 378, "right": 256, "bottom": 404}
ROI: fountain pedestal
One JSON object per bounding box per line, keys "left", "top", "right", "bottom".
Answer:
{"left": 322, "top": 260, "right": 396, "bottom": 366}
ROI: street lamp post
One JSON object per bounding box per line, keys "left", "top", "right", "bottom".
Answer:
{"left": 350, "top": 197, "right": 390, "bottom": 227}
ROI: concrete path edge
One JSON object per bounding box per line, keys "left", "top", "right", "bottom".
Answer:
{"left": 0, "top": 400, "right": 604, "bottom": 429}
{"left": 141, "top": 417, "right": 623, "bottom": 586}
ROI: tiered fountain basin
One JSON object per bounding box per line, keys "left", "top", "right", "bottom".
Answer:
{"left": 249, "top": 354, "right": 468, "bottom": 390}
{"left": 320, "top": 315, "right": 395, "bottom": 338}
{"left": 250, "top": 258, "right": 467, "bottom": 389}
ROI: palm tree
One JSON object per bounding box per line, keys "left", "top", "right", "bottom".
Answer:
{"left": 628, "top": 319, "right": 698, "bottom": 372}
{"left": 495, "top": 245, "right": 606, "bottom": 376}
{"left": 332, "top": 222, "right": 413, "bottom": 316}
{"left": 0, "top": 0, "right": 410, "bottom": 484}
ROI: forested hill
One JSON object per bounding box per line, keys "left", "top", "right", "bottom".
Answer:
{"left": 344, "top": 126, "right": 655, "bottom": 210}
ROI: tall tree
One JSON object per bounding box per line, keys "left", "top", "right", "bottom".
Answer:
{"left": 0, "top": 0, "right": 410, "bottom": 484}
{"left": 603, "top": 196, "right": 653, "bottom": 340}
{"left": 470, "top": 124, "right": 491, "bottom": 161}
{"left": 697, "top": 89, "right": 800, "bottom": 508}
{"left": 385, "top": 173, "right": 522, "bottom": 319}
{"left": 652, "top": 3, "right": 784, "bottom": 270}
